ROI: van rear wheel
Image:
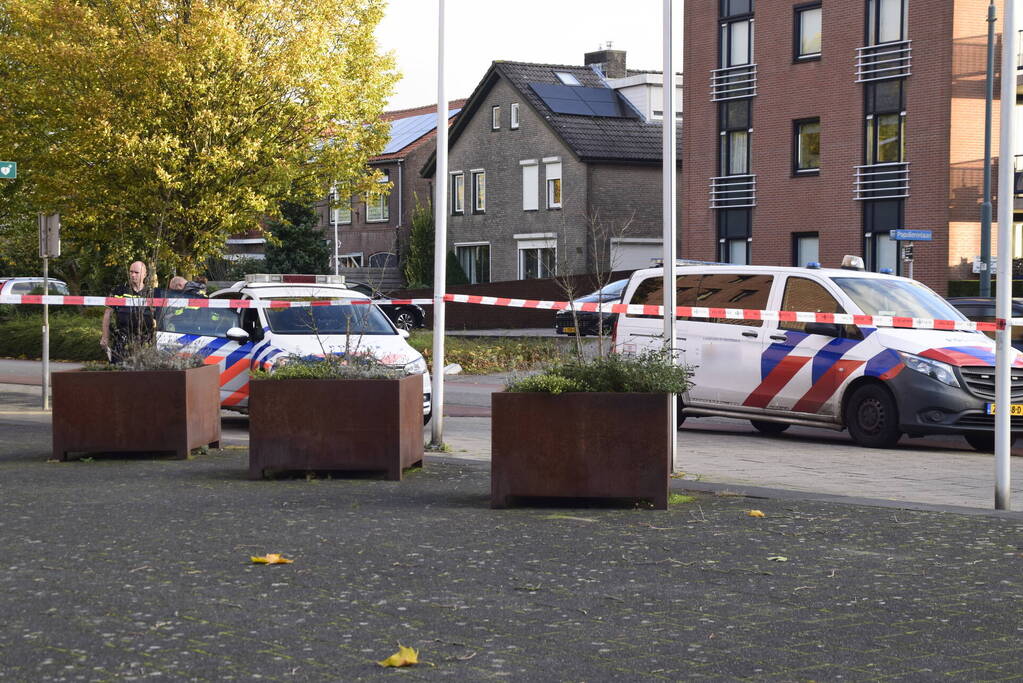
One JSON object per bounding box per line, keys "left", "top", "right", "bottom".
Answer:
{"left": 845, "top": 383, "right": 902, "bottom": 448}
{"left": 750, "top": 420, "right": 790, "bottom": 435}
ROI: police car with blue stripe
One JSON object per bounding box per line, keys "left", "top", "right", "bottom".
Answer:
{"left": 156, "top": 274, "right": 431, "bottom": 421}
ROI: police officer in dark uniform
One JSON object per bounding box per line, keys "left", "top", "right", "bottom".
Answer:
{"left": 100, "top": 260, "right": 156, "bottom": 363}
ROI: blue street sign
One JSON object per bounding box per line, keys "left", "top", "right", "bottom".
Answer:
{"left": 0, "top": 161, "right": 15, "bottom": 180}
{"left": 890, "top": 229, "right": 932, "bottom": 241}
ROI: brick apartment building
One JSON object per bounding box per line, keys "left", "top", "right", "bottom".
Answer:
{"left": 682, "top": 0, "right": 1015, "bottom": 295}
{"left": 313, "top": 101, "right": 464, "bottom": 274}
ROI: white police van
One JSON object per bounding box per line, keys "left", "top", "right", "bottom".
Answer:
{"left": 613, "top": 258, "right": 1023, "bottom": 451}
{"left": 155, "top": 274, "right": 432, "bottom": 421}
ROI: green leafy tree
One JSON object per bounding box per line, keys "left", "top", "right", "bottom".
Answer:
{"left": 263, "top": 201, "right": 330, "bottom": 275}
{"left": 0, "top": 0, "right": 397, "bottom": 278}
{"left": 401, "top": 199, "right": 468, "bottom": 288}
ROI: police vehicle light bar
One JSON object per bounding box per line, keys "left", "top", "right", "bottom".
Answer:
{"left": 245, "top": 274, "right": 347, "bottom": 285}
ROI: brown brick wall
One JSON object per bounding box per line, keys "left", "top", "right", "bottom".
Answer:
{"left": 682, "top": 0, "right": 999, "bottom": 294}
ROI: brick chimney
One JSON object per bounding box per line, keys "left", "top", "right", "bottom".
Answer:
{"left": 584, "top": 45, "right": 627, "bottom": 79}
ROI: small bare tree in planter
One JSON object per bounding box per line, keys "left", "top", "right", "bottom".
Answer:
{"left": 52, "top": 345, "right": 220, "bottom": 461}
{"left": 491, "top": 351, "right": 691, "bottom": 509}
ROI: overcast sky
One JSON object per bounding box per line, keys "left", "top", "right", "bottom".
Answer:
{"left": 377, "top": 0, "right": 672, "bottom": 111}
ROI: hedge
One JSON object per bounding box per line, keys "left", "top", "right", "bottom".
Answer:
{"left": 0, "top": 310, "right": 106, "bottom": 361}
{"left": 946, "top": 280, "right": 1023, "bottom": 297}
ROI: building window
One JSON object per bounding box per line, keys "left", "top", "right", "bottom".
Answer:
{"left": 794, "top": 118, "right": 820, "bottom": 174}
{"left": 491, "top": 105, "right": 501, "bottom": 130}
{"left": 795, "top": 3, "right": 821, "bottom": 59}
{"left": 720, "top": 99, "right": 751, "bottom": 176}
{"left": 521, "top": 160, "right": 538, "bottom": 211}
{"left": 545, "top": 160, "right": 562, "bottom": 209}
{"left": 865, "top": 80, "right": 904, "bottom": 165}
{"left": 717, "top": 208, "right": 751, "bottom": 264}
{"left": 332, "top": 199, "right": 352, "bottom": 225}
{"left": 472, "top": 170, "right": 486, "bottom": 213}
{"left": 516, "top": 234, "right": 557, "bottom": 279}
{"left": 792, "top": 232, "right": 820, "bottom": 267}
{"left": 456, "top": 243, "right": 491, "bottom": 284}
{"left": 863, "top": 199, "right": 902, "bottom": 274}
{"left": 451, "top": 172, "right": 464, "bottom": 215}
{"left": 366, "top": 172, "right": 389, "bottom": 222}
{"left": 555, "top": 71, "right": 581, "bottom": 85}
{"left": 720, "top": 1, "right": 753, "bottom": 68}
{"left": 867, "top": 0, "right": 906, "bottom": 46}
{"left": 510, "top": 103, "right": 520, "bottom": 129}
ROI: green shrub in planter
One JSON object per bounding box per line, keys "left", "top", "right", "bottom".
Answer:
{"left": 252, "top": 353, "right": 404, "bottom": 381}
{"left": 506, "top": 350, "right": 692, "bottom": 394}
{"left": 83, "top": 344, "right": 206, "bottom": 372}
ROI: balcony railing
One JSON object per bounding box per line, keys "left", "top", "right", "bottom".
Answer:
{"left": 856, "top": 40, "right": 912, "bottom": 82}
{"left": 710, "top": 174, "right": 757, "bottom": 208}
{"left": 710, "top": 64, "right": 757, "bottom": 101}
{"left": 854, "top": 162, "right": 909, "bottom": 200}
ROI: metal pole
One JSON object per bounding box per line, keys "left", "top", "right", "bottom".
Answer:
{"left": 333, "top": 215, "right": 339, "bottom": 276}
{"left": 430, "top": 0, "right": 447, "bottom": 446}
{"left": 981, "top": 0, "right": 996, "bottom": 297}
{"left": 995, "top": 0, "right": 1015, "bottom": 510}
{"left": 662, "top": 0, "right": 678, "bottom": 471}
{"left": 42, "top": 252, "right": 50, "bottom": 410}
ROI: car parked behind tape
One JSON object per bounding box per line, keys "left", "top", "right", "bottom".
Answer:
{"left": 345, "top": 280, "right": 425, "bottom": 331}
{"left": 945, "top": 297, "right": 1023, "bottom": 353}
{"left": 554, "top": 279, "right": 628, "bottom": 336}
{"left": 0, "top": 277, "right": 69, "bottom": 296}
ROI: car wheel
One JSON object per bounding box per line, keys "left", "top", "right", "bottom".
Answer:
{"left": 750, "top": 420, "right": 790, "bottom": 435}
{"left": 964, "top": 432, "right": 1016, "bottom": 452}
{"left": 844, "top": 383, "right": 902, "bottom": 448}
{"left": 393, "top": 309, "right": 417, "bottom": 331}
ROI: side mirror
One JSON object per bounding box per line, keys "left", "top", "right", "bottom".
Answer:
{"left": 804, "top": 321, "right": 842, "bottom": 338}
{"left": 225, "top": 326, "right": 250, "bottom": 343}
{"left": 398, "top": 328, "right": 410, "bottom": 339}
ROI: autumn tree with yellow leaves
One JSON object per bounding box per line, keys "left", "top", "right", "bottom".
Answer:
{"left": 0, "top": 0, "right": 396, "bottom": 279}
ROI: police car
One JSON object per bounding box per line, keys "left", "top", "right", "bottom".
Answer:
{"left": 155, "top": 274, "right": 431, "bottom": 420}
{"left": 613, "top": 257, "right": 1023, "bottom": 451}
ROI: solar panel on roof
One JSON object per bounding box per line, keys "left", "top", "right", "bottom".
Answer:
{"left": 527, "top": 83, "right": 637, "bottom": 119}
{"left": 381, "top": 109, "right": 460, "bottom": 154}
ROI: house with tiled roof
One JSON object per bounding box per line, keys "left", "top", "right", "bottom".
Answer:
{"left": 314, "top": 100, "right": 465, "bottom": 278}
{"left": 422, "top": 49, "right": 682, "bottom": 283}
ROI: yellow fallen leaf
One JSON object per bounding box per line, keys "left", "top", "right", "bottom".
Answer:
{"left": 251, "top": 553, "right": 293, "bottom": 565}
{"left": 377, "top": 644, "right": 419, "bottom": 668}
{"left": 747, "top": 510, "right": 765, "bottom": 518}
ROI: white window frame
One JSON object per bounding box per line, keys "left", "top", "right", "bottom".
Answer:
{"left": 544, "top": 158, "right": 562, "bottom": 209}
{"left": 366, "top": 172, "right": 389, "bottom": 222}
{"left": 471, "top": 169, "right": 486, "bottom": 213}
{"left": 337, "top": 252, "right": 363, "bottom": 268}
{"left": 510, "top": 103, "right": 520, "bottom": 129}
{"left": 491, "top": 105, "right": 501, "bottom": 130}
{"left": 451, "top": 171, "right": 464, "bottom": 215}
{"left": 514, "top": 232, "right": 557, "bottom": 280}
{"left": 454, "top": 241, "right": 491, "bottom": 284}
{"left": 555, "top": 71, "right": 581, "bottom": 85}
{"left": 520, "top": 159, "right": 538, "bottom": 211}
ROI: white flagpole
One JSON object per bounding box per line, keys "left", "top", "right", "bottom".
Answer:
{"left": 430, "top": 0, "right": 448, "bottom": 446}
{"left": 663, "top": 0, "right": 678, "bottom": 472}
{"left": 995, "top": 0, "right": 1015, "bottom": 510}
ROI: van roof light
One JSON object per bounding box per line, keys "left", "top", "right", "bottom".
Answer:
{"left": 840, "top": 255, "right": 865, "bottom": 271}
{"left": 245, "top": 274, "right": 346, "bottom": 285}
{"left": 805, "top": 261, "right": 821, "bottom": 269}
{"left": 879, "top": 267, "right": 894, "bottom": 274}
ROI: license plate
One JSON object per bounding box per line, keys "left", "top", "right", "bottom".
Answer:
{"left": 985, "top": 403, "right": 1023, "bottom": 415}
{"left": 561, "top": 327, "right": 576, "bottom": 334}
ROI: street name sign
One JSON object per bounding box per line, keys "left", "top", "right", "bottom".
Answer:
{"left": 890, "top": 229, "right": 932, "bottom": 241}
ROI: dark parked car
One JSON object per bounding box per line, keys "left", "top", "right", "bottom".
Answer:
{"left": 945, "top": 296, "right": 1023, "bottom": 352}
{"left": 554, "top": 279, "right": 629, "bottom": 336}
{"left": 346, "top": 281, "right": 425, "bottom": 332}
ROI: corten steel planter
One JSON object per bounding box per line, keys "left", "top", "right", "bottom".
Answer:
{"left": 52, "top": 364, "right": 221, "bottom": 461}
{"left": 248, "top": 374, "right": 423, "bottom": 480}
{"left": 492, "top": 392, "right": 670, "bottom": 509}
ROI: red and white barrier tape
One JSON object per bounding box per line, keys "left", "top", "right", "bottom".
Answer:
{"left": 0, "top": 293, "right": 1005, "bottom": 332}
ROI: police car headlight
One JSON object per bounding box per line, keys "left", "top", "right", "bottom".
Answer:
{"left": 899, "top": 352, "right": 960, "bottom": 388}
{"left": 404, "top": 355, "right": 428, "bottom": 375}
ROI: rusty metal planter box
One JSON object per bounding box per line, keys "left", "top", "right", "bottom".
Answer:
{"left": 492, "top": 392, "right": 670, "bottom": 509}
{"left": 52, "top": 364, "right": 221, "bottom": 461}
{"left": 248, "top": 374, "right": 423, "bottom": 480}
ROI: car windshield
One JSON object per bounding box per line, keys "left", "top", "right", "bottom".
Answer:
{"left": 576, "top": 279, "right": 629, "bottom": 303}
{"left": 264, "top": 298, "right": 395, "bottom": 335}
{"left": 833, "top": 277, "right": 967, "bottom": 320}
